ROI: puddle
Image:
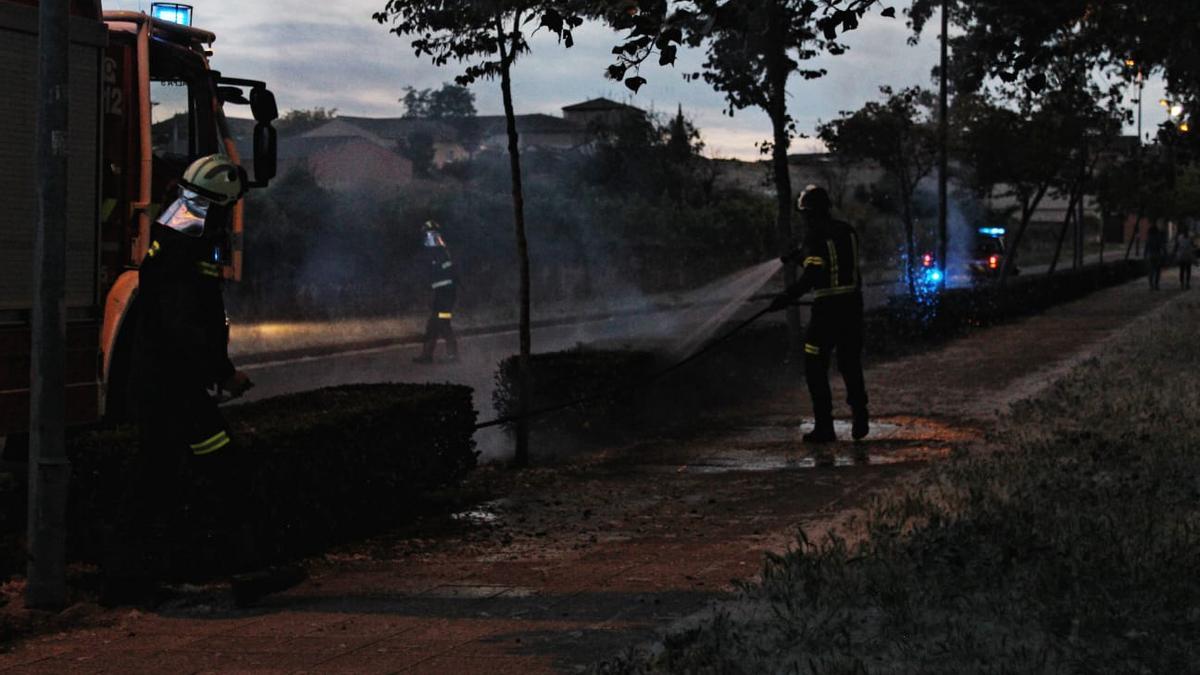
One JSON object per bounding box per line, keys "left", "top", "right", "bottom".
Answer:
{"left": 451, "top": 498, "right": 508, "bottom": 525}
{"left": 721, "top": 421, "right": 903, "bottom": 445}
{"left": 679, "top": 444, "right": 950, "bottom": 474}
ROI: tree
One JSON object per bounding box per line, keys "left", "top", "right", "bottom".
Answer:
{"left": 375, "top": 1, "right": 583, "bottom": 468}
{"left": 401, "top": 83, "right": 478, "bottom": 119}
{"left": 397, "top": 129, "right": 437, "bottom": 177}
{"left": 818, "top": 87, "right": 937, "bottom": 295}
{"left": 274, "top": 107, "right": 338, "bottom": 136}
{"left": 908, "top": 0, "right": 1200, "bottom": 109}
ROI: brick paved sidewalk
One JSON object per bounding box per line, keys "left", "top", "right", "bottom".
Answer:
{"left": 0, "top": 279, "right": 1175, "bottom": 674}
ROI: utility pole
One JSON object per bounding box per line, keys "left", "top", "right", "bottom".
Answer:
{"left": 937, "top": 0, "right": 949, "bottom": 288}
{"left": 27, "top": 0, "right": 71, "bottom": 610}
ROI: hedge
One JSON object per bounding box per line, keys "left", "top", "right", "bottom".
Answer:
{"left": 493, "top": 261, "right": 1146, "bottom": 439}
{"left": 492, "top": 348, "right": 658, "bottom": 440}
{"left": 864, "top": 260, "right": 1146, "bottom": 357}
{"left": 3, "top": 383, "right": 477, "bottom": 582}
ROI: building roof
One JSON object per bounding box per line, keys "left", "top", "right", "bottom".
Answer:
{"left": 561, "top": 97, "right": 645, "bottom": 114}
{"left": 332, "top": 116, "right": 462, "bottom": 143}
{"left": 475, "top": 113, "right": 583, "bottom": 135}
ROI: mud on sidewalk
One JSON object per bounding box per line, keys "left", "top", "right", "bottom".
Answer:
{"left": 0, "top": 279, "right": 1175, "bottom": 674}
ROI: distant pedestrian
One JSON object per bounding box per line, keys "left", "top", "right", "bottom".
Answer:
{"left": 1175, "top": 228, "right": 1195, "bottom": 290}
{"left": 1145, "top": 223, "right": 1166, "bottom": 291}
{"left": 414, "top": 220, "right": 459, "bottom": 363}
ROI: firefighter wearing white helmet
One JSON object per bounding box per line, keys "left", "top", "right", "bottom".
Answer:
{"left": 770, "top": 184, "right": 870, "bottom": 443}
{"left": 414, "top": 220, "right": 460, "bottom": 363}
{"left": 106, "top": 154, "right": 297, "bottom": 604}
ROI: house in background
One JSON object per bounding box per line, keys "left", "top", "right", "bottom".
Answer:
{"left": 275, "top": 136, "right": 413, "bottom": 193}
{"left": 229, "top": 97, "right": 649, "bottom": 192}
{"left": 561, "top": 97, "right": 647, "bottom": 129}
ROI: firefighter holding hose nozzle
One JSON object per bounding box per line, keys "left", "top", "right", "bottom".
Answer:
{"left": 413, "top": 220, "right": 460, "bottom": 364}
{"left": 770, "top": 185, "right": 870, "bottom": 443}
{"left": 106, "top": 154, "right": 305, "bottom": 607}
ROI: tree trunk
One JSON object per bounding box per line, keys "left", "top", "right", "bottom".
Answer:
{"left": 999, "top": 183, "right": 1049, "bottom": 287}
{"left": 936, "top": 0, "right": 949, "bottom": 289}
{"left": 1048, "top": 185, "right": 1082, "bottom": 275}
{"left": 498, "top": 18, "right": 531, "bottom": 468}
{"left": 901, "top": 183, "right": 917, "bottom": 296}
{"left": 766, "top": 17, "right": 800, "bottom": 368}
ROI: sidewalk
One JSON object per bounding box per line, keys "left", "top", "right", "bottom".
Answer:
{"left": 0, "top": 279, "right": 1177, "bottom": 674}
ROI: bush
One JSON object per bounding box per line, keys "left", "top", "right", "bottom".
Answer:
{"left": 492, "top": 348, "right": 658, "bottom": 440}
{"left": 864, "top": 260, "right": 1145, "bottom": 358}
{"left": 493, "top": 262, "right": 1147, "bottom": 443}
{"left": 4, "top": 383, "right": 477, "bottom": 581}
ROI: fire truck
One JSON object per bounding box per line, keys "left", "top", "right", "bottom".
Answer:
{"left": 0, "top": 1, "right": 278, "bottom": 438}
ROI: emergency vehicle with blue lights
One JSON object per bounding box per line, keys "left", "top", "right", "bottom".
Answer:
{"left": 0, "top": 0, "right": 278, "bottom": 436}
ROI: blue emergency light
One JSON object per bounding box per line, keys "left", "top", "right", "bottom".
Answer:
{"left": 978, "top": 227, "right": 1007, "bottom": 237}
{"left": 151, "top": 3, "right": 193, "bottom": 26}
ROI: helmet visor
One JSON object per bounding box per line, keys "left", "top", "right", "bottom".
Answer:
{"left": 157, "top": 190, "right": 211, "bottom": 237}
{"left": 424, "top": 231, "right": 446, "bottom": 248}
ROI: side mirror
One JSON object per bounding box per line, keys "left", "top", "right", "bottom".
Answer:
{"left": 217, "top": 85, "right": 250, "bottom": 105}
{"left": 250, "top": 87, "right": 278, "bottom": 124}
{"left": 251, "top": 123, "right": 277, "bottom": 187}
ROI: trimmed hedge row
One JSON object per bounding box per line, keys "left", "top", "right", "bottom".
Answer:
{"left": 864, "top": 260, "right": 1145, "bottom": 357}
{"left": 492, "top": 349, "right": 658, "bottom": 440}
{"left": 493, "top": 262, "right": 1146, "bottom": 438}
{"left": 5, "top": 383, "right": 477, "bottom": 581}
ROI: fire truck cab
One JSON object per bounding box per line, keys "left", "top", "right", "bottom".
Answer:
{"left": 0, "top": 0, "right": 278, "bottom": 437}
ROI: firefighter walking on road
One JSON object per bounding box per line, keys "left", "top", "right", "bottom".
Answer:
{"left": 413, "top": 220, "right": 459, "bottom": 364}
{"left": 770, "top": 185, "right": 870, "bottom": 443}
{"left": 107, "top": 154, "right": 303, "bottom": 606}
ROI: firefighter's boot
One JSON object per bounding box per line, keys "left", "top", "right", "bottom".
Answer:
{"left": 852, "top": 407, "right": 870, "bottom": 441}
{"left": 412, "top": 343, "right": 435, "bottom": 364}
{"left": 803, "top": 418, "right": 836, "bottom": 443}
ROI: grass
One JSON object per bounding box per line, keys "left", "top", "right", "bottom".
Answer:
{"left": 597, "top": 298, "right": 1200, "bottom": 674}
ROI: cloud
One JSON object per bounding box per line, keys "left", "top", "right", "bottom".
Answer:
{"left": 152, "top": 2, "right": 1154, "bottom": 160}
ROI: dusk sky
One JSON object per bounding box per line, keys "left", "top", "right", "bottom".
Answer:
{"left": 119, "top": 0, "right": 1163, "bottom": 160}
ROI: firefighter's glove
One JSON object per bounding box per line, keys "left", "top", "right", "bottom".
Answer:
{"left": 779, "top": 248, "right": 804, "bottom": 265}
{"left": 221, "top": 371, "right": 255, "bottom": 399}
{"left": 767, "top": 293, "right": 793, "bottom": 313}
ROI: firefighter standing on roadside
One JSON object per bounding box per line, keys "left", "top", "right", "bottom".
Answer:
{"left": 107, "top": 154, "right": 302, "bottom": 606}
{"left": 413, "top": 220, "right": 459, "bottom": 364}
{"left": 770, "top": 185, "right": 870, "bottom": 443}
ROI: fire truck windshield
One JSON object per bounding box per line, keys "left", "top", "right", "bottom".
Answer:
{"left": 148, "top": 38, "right": 223, "bottom": 206}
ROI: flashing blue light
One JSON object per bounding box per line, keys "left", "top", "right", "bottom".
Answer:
{"left": 978, "top": 227, "right": 1007, "bottom": 237}
{"left": 151, "top": 3, "right": 193, "bottom": 26}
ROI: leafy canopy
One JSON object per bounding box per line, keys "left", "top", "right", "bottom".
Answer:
{"left": 374, "top": 1, "right": 585, "bottom": 84}
{"left": 401, "top": 83, "right": 478, "bottom": 119}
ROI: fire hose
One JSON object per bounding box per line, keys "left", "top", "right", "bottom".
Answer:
{"left": 473, "top": 299, "right": 812, "bottom": 431}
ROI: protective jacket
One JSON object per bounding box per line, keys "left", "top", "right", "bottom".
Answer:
{"left": 782, "top": 219, "right": 863, "bottom": 306}
{"left": 132, "top": 222, "right": 234, "bottom": 455}
{"left": 428, "top": 245, "right": 458, "bottom": 314}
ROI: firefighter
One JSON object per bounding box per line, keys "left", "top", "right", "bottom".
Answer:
{"left": 413, "top": 220, "right": 459, "bottom": 363}
{"left": 770, "top": 185, "right": 870, "bottom": 443}
{"left": 106, "top": 154, "right": 302, "bottom": 606}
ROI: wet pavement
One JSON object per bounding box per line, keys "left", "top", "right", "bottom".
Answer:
{"left": 0, "top": 278, "right": 1180, "bottom": 674}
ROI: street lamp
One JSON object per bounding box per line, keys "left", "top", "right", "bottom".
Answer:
{"left": 1126, "top": 59, "right": 1144, "bottom": 144}
{"left": 1160, "top": 97, "right": 1189, "bottom": 131}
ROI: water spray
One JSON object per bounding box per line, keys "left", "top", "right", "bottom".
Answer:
{"left": 473, "top": 288, "right": 810, "bottom": 431}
